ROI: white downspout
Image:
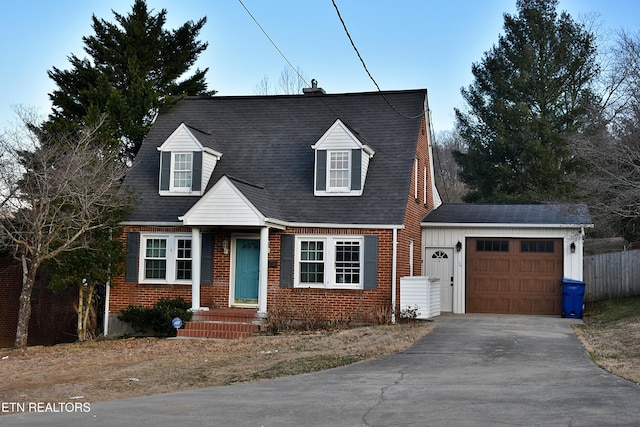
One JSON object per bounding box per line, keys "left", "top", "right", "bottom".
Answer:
{"left": 409, "top": 239, "right": 414, "bottom": 277}
{"left": 391, "top": 228, "right": 399, "bottom": 324}
{"left": 191, "top": 227, "right": 201, "bottom": 310}
{"left": 103, "top": 281, "right": 110, "bottom": 337}
{"left": 258, "top": 226, "right": 269, "bottom": 317}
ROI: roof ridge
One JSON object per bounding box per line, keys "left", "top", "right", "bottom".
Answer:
{"left": 225, "top": 174, "right": 265, "bottom": 190}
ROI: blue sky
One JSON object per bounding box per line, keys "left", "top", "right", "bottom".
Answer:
{"left": 1, "top": 0, "right": 639, "bottom": 133}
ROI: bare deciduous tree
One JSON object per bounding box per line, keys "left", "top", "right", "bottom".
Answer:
{"left": 0, "top": 110, "right": 133, "bottom": 347}
{"left": 574, "top": 30, "right": 640, "bottom": 240}
{"left": 433, "top": 130, "right": 468, "bottom": 203}
{"left": 254, "top": 66, "right": 308, "bottom": 95}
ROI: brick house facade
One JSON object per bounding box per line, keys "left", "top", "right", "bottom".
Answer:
{"left": 107, "top": 88, "right": 440, "bottom": 335}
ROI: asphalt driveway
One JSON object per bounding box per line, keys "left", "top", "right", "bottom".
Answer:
{"left": 6, "top": 314, "right": 640, "bottom": 426}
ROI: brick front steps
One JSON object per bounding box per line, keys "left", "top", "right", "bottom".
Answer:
{"left": 176, "top": 308, "right": 261, "bottom": 340}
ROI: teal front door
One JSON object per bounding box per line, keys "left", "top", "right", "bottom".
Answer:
{"left": 234, "top": 239, "right": 260, "bottom": 304}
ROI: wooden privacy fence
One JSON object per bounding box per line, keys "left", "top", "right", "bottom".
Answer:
{"left": 583, "top": 250, "right": 640, "bottom": 302}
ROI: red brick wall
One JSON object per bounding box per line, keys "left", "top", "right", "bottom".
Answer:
{"left": 268, "top": 228, "right": 393, "bottom": 324}
{"left": 111, "top": 227, "right": 394, "bottom": 324}
{"left": 111, "top": 227, "right": 237, "bottom": 312}
{"left": 396, "top": 115, "right": 435, "bottom": 312}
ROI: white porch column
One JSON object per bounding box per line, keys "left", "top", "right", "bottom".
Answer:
{"left": 258, "top": 226, "right": 269, "bottom": 316}
{"left": 191, "top": 227, "right": 201, "bottom": 310}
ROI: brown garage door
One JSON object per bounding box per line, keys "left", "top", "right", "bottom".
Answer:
{"left": 466, "top": 238, "right": 563, "bottom": 315}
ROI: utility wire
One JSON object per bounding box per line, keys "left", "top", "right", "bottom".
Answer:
{"left": 238, "top": 0, "right": 310, "bottom": 87}
{"left": 237, "top": 0, "right": 346, "bottom": 119}
{"left": 330, "top": 0, "right": 425, "bottom": 120}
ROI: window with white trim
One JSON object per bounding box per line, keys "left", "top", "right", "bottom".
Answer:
{"left": 141, "top": 234, "right": 192, "bottom": 283}
{"left": 295, "top": 236, "right": 363, "bottom": 289}
{"left": 144, "top": 238, "right": 167, "bottom": 279}
{"left": 328, "top": 150, "right": 350, "bottom": 191}
{"left": 171, "top": 152, "right": 193, "bottom": 191}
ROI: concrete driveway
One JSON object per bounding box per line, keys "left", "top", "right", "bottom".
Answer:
{"left": 6, "top": 314, "right": 640, "bottom": 426}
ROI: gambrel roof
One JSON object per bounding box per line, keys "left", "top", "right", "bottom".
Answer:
{"left": 123, "top": 89, "right": 429, "bottom": 226}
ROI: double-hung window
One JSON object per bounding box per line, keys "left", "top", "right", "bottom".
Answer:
{"left": 335, "top": 240, "right": 360, "bottom": 284}
{"left": 295, "top": 236, "right": 363, "bottom": 289}
{"left": 176, "top": 238, "right": 192, "bottom": 280}
{"left": 328, "top": 151, "right": 350, "bottom": 191}
{"left": 141, "top": 234, "right": 192, "bottom": 283}
{"left": 144, "top": 238, "right": 167, "bottom": 279}
{"left": 171, "top": 152, "right": 193, "bottom": 191}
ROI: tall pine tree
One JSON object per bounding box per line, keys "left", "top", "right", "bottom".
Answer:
{"left": 454, "top": 0, "right": 598, "bottom": 203}
{"left": 46, "top": 0, "right": 214, "bottom": 162}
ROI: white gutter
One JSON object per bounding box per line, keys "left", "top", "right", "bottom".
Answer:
{"left": 391, "top": 227, "right": 399, "bottom": 324}
{"left": 420, "top": 222, "right": 594, "bottom": 229}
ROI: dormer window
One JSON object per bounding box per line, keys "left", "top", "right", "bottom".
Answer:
{"left": 172, "top": 152, "right": 193, "bottom": 191}
{"left": 160, "top": 150, "right": 202, "bottom": 195}
{"left": 312, "top": 119, "right": 373, "bottom": 197}
{"left": 329, "top": 150, "right": 350, "bottom": 190}
{"left": 157, "top": 123, "right": 222, "bottom": 196}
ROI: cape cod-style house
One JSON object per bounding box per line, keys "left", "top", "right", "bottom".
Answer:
{"left": 106, "top": 87, "right": 441, "bottom": 338}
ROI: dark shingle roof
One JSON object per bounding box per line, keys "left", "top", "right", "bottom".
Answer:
{"left": 421, "top": 204, "right": 592, "bottom": 226}
{"left": 123, "top": 90, "right": 427, "bottom": 224}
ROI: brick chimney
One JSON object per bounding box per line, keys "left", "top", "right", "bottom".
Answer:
{"left": 303, "top": 79, "right": 326, "bottom": 95}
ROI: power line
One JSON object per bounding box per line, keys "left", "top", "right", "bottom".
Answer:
{"left": 237, "top": 0, "right": 344, "bottom": 118}
{"left": 330, "top": 0, "right": 425, "bottom": 120}
{"left": 237, "top": 0, "right": 309, "bottom": 87}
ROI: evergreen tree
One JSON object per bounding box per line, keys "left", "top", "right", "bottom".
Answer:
{"left": 454, "top": 0, "right": 598, "bottom": 203}
{"left": 46, "top": 0, "right": 214, "bottom": 162}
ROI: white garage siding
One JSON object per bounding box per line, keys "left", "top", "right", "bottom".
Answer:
{"left": 421, "top": 225, "right": 585, "bottom": 314}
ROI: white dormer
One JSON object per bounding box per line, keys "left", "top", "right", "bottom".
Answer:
{"left": 311, "top": 119, "right": 375, "bottom": 196}
{"left": 157, "top": 123, "right": 222, "bottom": 196}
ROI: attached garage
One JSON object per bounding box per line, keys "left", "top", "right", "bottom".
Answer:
{"left": 421, "top": 204, "right": 593, "bottom": 315}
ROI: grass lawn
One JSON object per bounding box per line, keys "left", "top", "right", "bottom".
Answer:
{"left": 574, "top": 296, "right": 640, "bottom": 385}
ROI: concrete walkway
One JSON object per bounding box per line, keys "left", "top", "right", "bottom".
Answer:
{"left": 6, "top": 314, "right": 640, "bottom": 426}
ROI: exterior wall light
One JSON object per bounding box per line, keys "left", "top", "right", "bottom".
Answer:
{"left": 570, "top": 242, "right": 576, "bottom": 254}
{"left": 456, "top": 241, "right": 462, "bottom": 252}
{"left": 222, "top": 239, "right": 229, "bottom": 255}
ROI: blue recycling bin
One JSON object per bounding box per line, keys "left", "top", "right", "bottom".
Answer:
{"left": 561, "top": 278, "right": 586, "bottom": 318}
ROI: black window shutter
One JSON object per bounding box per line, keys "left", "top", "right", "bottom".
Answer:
{"left": 160, "top": 151, "right": 171, "bottom": 191}
{"left": 125, "top": 232, "right": 140, "bottom": 283}
{"left": 315, "top": 150, "right": 327, "bottom": 191}
{"left": 363, "top": 235, "right": 378, "bottom": 290}
{"left": 280, "top": 234, "right": 294, "bottom": 287}
{"left": 351, "top": 149, "right": 362, "bottom": 190}
{"left": 200, "top": 233, "right": 214, "bottom": 285}
{"left": 192, "top": 151, "right": 203, "bottom": 192}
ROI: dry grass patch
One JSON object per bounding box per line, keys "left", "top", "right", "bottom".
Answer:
{"left": 574, "top": 296, "right": 640, "bottom": 385}
{"left": 0, "top": 322, "right": 433, "bottom": 411}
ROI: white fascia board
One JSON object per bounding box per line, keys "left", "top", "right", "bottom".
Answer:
{"left": 180, "top": 176, "right": 266, "bottom": 226}
{"left": 311, "top": 119, "right": 370, "bottom": 152}
{"left": 120, "top": 221, "right": 184, "bottom": 226}
{"left": 157, "top": 123, "right": 204, "bottom": 152}
{"left": 203, "top": 146, "right": 223, "bottom": 159}
{"left": 279, "top": 221, "right": 405, "bottom": 230}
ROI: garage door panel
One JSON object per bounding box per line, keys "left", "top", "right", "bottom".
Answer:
{"left": 516, "top": 259, "right": 559, "bottom": 273}
{"left": 470, "top": 258, "right": 510, "bottom": 272}
{"left": 466, "top": 238, "right": 563, "bottom": 315}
